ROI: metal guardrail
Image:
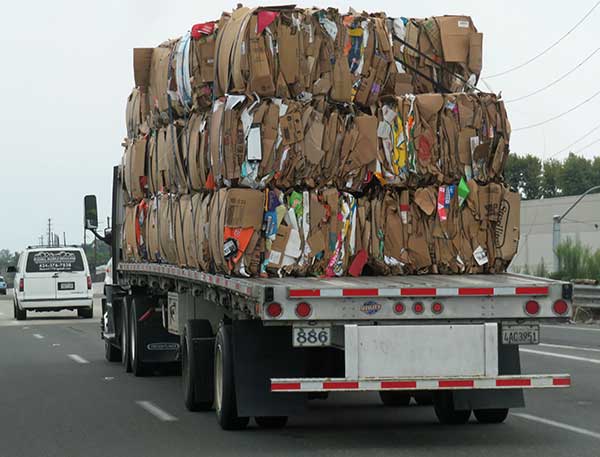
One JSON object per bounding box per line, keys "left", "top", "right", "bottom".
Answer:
{"left": 573, "top": 284, "right": 600, "bottom": 309}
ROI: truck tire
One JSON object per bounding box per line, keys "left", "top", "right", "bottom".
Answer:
{"left": 78, "top": 306, "right": 93, "bottom": 319}
{"left": 474, "top": 408, "right": 509, "bottom": 424}
{"left": 413, "top": 391, "right": 433, "bottom": 406}
{"left": 105, "top": 339, "right": 121, "bottom": 362}
{"left": 254, "top": 416, "right": 288, "bottom": 429}
{"left": 14, "top": 302, "right": 27, "bottom": 321}
{"left": 121, "top": 301, "right": 132, "bottom": 373}
{"left": 433, "top": 392, "right": 471, "bottom": 425}
{"left": 214, "top": 324, "right": 249, "bottom": 430}
{"left": 130, "top": 296, "right": 150, "bottom": 377}
{"left": 379, "top": 391, "right": 411, "bottom": 407}
{"left": 183, "top": 320, "right": 214, "bottom": 412}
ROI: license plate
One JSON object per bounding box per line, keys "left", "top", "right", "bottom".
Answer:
{"left": 502, "top": 324, "right": 539, "bottom": 345}
{"left": 58, "top": 282, "right": 75, "bottom": 290}
{"left": 293, "top": 326, "right": 331, "bottom": 347}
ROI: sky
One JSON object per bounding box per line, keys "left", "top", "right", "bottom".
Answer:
{"left": 1, "top": 0, "right": 599, "bottom": 252}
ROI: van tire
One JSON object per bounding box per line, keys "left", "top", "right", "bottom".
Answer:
{"left": 433, "top": 391, "right": 472, "bottom": 425}
{"left": 474, "top": 408, "right": 509, "bottom": 424}
{"left": 14, "top": 302, "right": 26, "bottom": 321}
{"left": 78, "top": 306, "right": 93, "bottom": 319}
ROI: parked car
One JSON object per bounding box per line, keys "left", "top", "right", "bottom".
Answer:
{"left": 11, "top": 246, "right": 93, "bottom": 320}
{"left": 0, "top": 276, "right": 7, "bottom": 295}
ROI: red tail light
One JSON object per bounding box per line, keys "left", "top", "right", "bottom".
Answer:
{"left": 295, "top": 302, "right": 312, "bottom": 318}
{"left": 553, "top": 300, "right": 569, "bottom": 316}
{"left": 266, "top": 302, "right": 282, "bottom": 318}
{"left": 432, "top": 302, "right": 444, "bottom": 314}
{"left": 394, "top": 303, "right": 405, "bottom": 315}
{"left": 413, "top": 302, "right": 424, "bottom": 314}
{"left": 87, "top": 276, "right": 92, "bottom": 290}
{"left": 19, "top": 278, "right": 24, "bottom": 292}
{"left": 525, "top": 300, "right": 540, "bottom": 315}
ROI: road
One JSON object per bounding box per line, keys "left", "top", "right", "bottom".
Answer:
{"left": 1, "top": 288, "right": 599, "bottom": 457}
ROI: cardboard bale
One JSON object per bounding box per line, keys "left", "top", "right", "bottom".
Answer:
{"left": 123, "top": 137, "right": 148, "bottom": 202}
{"left": 158, "top": 193, "right": 178, "bottom": 265}
{"left": 146, "top": 196, "right": 160, "bottom": 262}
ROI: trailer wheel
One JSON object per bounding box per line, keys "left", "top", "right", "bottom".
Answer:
{"left": 254, "top": 416, "right": 288, "bottom": 429}
{"left": 130, "top": 297, "right": 150, "bottom": 377}
{"left": 413, "top": 391, "right": 433, "bottom": 406}
{"left": 474, "top": 408, "right": 509, "bottom": 424}
{"left": 214, "top": 324, "right": 249, "bottom": 430}
{"left": 379, "top": 391, "right": 411, "bottom": 407}
{"left": 433, "top": 391, "right": 471, "bottom": 424}
{"left": 105, "top": 339, "right": 121, "bottom": 362}
{"left": 183, "top": 320, "right": 214, "bottom": 412}
{"left": 121, "top": 300, "right": 132, "bottom": 373}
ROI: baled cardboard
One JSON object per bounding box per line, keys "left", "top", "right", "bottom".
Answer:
{"left": 436, "top": 16, "right": 477, "bottom": 63}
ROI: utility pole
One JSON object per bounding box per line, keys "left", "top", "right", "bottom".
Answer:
{"left": 63, "top": 232, "right": 66, "bottom": 247}
{"left": 47, "top": 218, "right": 52, "bottom": 248}
{"left": 552, "top": 185, "right": 600, "bottom": 272}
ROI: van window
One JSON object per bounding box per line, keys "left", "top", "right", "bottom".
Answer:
{"left": 26, "top": 250, "right": 85, "bottom": 273}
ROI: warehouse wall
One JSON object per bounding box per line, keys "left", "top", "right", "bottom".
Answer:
{"left": 510, "top": 193, "right": 600, "bottom": 273}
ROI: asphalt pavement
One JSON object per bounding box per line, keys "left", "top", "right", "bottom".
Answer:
{"left": 1, "top": 288, "right": 599, "bottom": 457}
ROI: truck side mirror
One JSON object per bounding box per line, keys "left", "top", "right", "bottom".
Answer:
{"left": 84, "top": 195, "right": 99, "bottom": 230}
{"left": 6, "top": 266, "right": 16, "bottom": 273}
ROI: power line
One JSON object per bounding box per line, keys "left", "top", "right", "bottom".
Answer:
{"left": 486, "top": 1, "right": 600, "bottom": 79}
{"left": 574, "top": 136, "right": 600, "bottom": 154}
{"left": 512, "top": 88, "right": 600, "bottom": 131}
{"left": 550, "top": 120, "right": 600, "bottom": 157}
{"left": 505, "top": 47, "right": 600, "bottom": 103}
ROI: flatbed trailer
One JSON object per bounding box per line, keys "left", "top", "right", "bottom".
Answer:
{"left": 92, "top": 167, "right": 572, "bottom": 430}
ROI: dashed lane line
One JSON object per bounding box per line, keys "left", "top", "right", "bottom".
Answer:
{"left": 539, "top": 343, "right": 600, "bottom": 353}
{"left": 136, "top": 401, "right": 178, "bottom": 422}
{"left": 520, "top": 348, "right": 600, "bottom": 364}
{"left": 541, "top": 325, "right": 600, "bottom": 333}
{"left": 67, "top": 354, "right": 90, "bottom": 364}
{"left": 32, "top": 333, "right": 44, "bottom": 339}
{"left": 513, "top": 413, "right": 600, "bottom": 441}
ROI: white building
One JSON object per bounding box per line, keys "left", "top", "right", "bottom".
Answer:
{"left": 511, "top": 193, "right": 600, "bottom": 273}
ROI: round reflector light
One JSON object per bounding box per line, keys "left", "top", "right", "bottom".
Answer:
{"left": 432, "top": 302, "right": 444, "bottom": 314}
{"left": 394, "top": 303, "right": 405, "bottom": 314}
{"left": 553, "top": 299, "right": 569, "bottom": 316}
{"left": 295, "top": 302, "right": 312, "bottom": 318}
{"left": 266, "top": 302, "right": 283, "bottom": 318}
{"left": 413, "top": 302, "right": 425, "bottom": 314}
{"left": 525, "top": 300, "right": 540, "bottom": 315}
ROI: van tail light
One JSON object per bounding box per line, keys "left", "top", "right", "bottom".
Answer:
{"left": 87, "top": 276, "right": 92, "bottom": 290}
{"left": 553, "top": 299, "right": 569, "bottom": 316}
{"left": 19, "top": 278, "right": 24, "bottom": 292}
{"left": 525, "top": 300, "right": 540, "bottom": 316}
{"left": 266, "top": 302, "right": 283, "bottom": 318}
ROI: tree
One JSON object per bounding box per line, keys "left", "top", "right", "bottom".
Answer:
{"left": 504, "top": 154, "right": 542, "bottom": 199}
{"left": 541, "top": 159, "right": 561, "bottom": 198}
{"left": 559, "top": 153, "right": 595, "bottom": 196}
{"left": 0, "top": 249, "right": 20, "bottom": 271}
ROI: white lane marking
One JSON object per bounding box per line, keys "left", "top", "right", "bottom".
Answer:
{"left": 67, "top": 354, "right": 90, "bottom": 364}
{"left": 33, "top": 333, "right": 44, "bottom": 339}
{"left": 513, "top": 413, "right": 600, "bottom": 441}
{"left": 539, "top": 343, "right": 600, "bottom": 353}
{"left": 136, "top": 401, "right": 178, "bottom": 422}
{"left": 520, "top": 348, "right": 600, "bottom": 365}
{"left": 0, "top": 312, "right": 4, "bottom": 315}
{"left": 542, "top": 325, "right": 600, "bottom": 332}
{"left": 52, "top": 343, "right": 61, "bottom": 347}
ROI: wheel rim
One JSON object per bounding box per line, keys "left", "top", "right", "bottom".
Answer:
{"left": 215, "top": 343, "right": 223, "bottom": 413}
{"left": 130, "top": 315, "right": 136, "bottom": 363}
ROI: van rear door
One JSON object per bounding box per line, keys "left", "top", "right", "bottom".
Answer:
{"left": 24, "top": 250, "right": 88, "bottom": 301}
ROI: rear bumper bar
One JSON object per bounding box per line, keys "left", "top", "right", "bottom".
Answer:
{"left": 20, "top": 298, "right": 93, "bottom": 310}
{"left": 271, "top": 374, "right": 571, "bottom": 392}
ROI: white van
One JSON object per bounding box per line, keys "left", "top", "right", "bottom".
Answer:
{"left": 12, "top": 246, "right": 94, "bottom": 320}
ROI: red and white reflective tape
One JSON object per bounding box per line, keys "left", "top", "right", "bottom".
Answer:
{"left": 271, "top": 374, "right": 570, "bottom": 392}
{"left": 288, "top": 286, "right": 549, "bottom": 299}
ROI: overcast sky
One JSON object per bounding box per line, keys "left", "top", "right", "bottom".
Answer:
{"left": 1, "top": 0, "right": 599, "bottom": 252}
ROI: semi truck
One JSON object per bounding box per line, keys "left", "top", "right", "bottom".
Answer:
{"left": 85, "top": 167, "right": 572, "bottom": 430}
